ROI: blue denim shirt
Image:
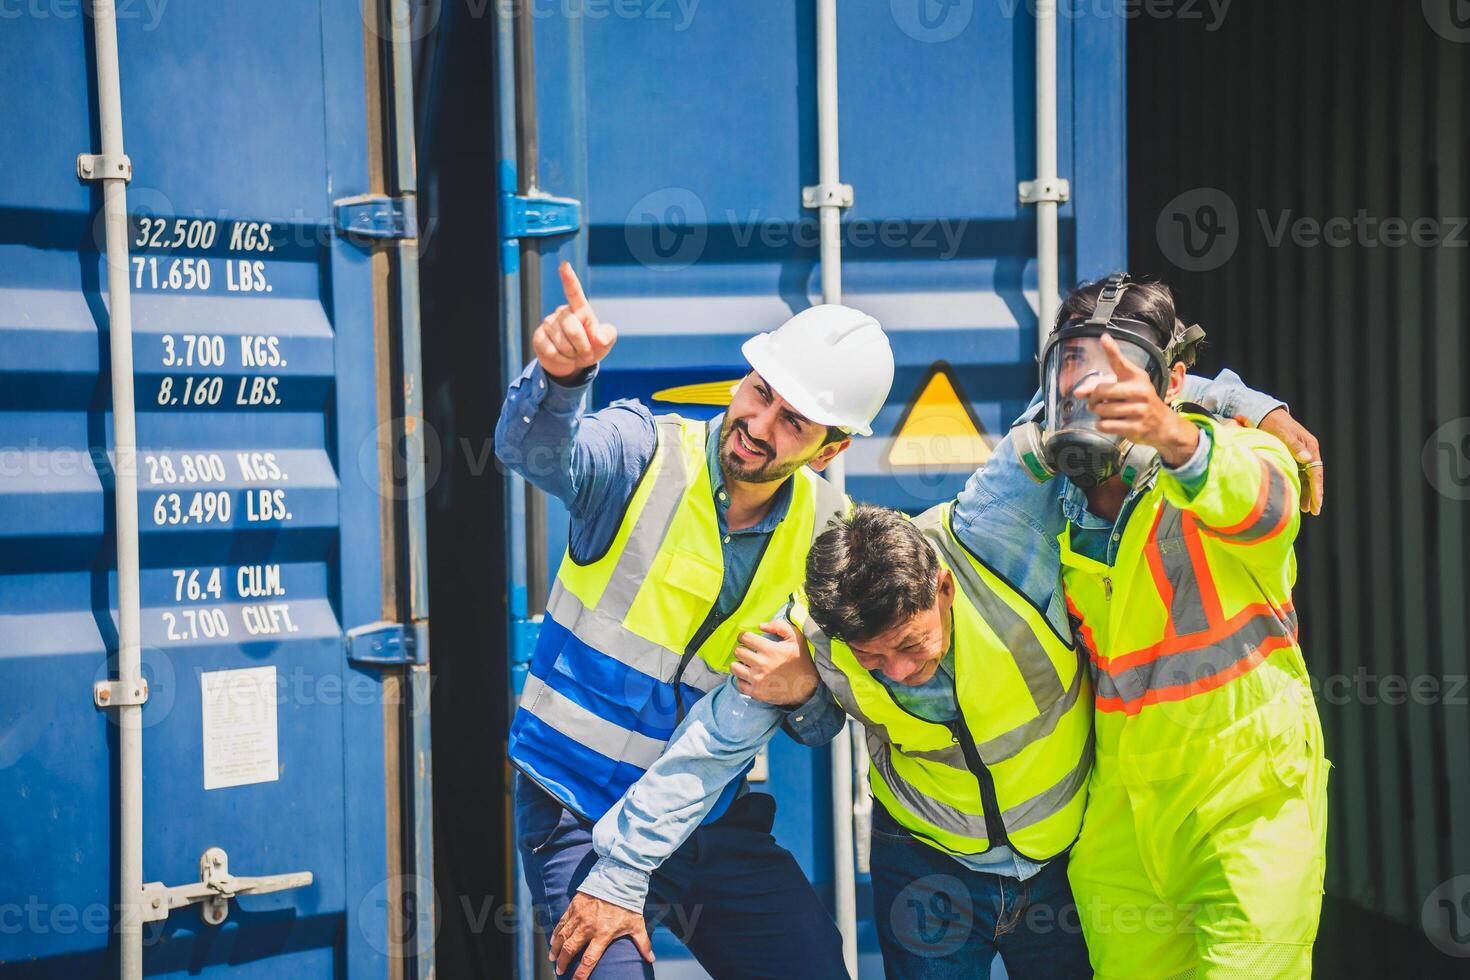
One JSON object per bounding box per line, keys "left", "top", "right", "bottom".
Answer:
{"left": 575, "top": 371, "right": 1283, "bottom": 911}
{"left": 495, "top": 361, "right": 791, "bottom": 582}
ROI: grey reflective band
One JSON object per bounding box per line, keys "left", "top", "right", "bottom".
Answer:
{"left": 518, "top": 674, "right": 668, "bottom": 770}
{"left": 1201, "top": 460, "right": 1291, "bottom": 544}
{"left": 596, "top": 420, "right": 693, "bottom": 618}
{"left": 1091, "top": 609, "right": 1298, "bottom": 705}
{"left": 873, "top": 725, "right": 1089, "bottom": 841}
{"left": 800, "top": 514, "right": 1092, "bottom": 843}
{"left": 915, "top": 508, "right": 1066, "bottom": 710}
{"left": 867, "top": 738, "right": 991, "bottom": 840}
{"left": 809, "top": 472, "right": 847, "bottom": 545}
{"left": 545, "top": 584, "right": 725, "bottom": 692}
{"left": 804, "top": 623, "right": 972, "bottom": 768}
{"left": 976, "top": 656, "right": 1085, "bottom": 764}
{"left": 1154, "top": 507, "right": 1212, "bottom": 637}
{"left": 998, "top": 731, "right": 1094, "bottom": 831}
{"left": 802, "top": 619, "right": 883, "bottom": 728}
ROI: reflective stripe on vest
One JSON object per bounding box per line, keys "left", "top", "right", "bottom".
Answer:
{"left": 1197, "top": 454, "right": 1294, "bottom": 544}
{"left": 1070, "top": 502, "right": 1299, "bottom": 717}
{"left": 798, "top": 501, "right": 1092, "bottom": 860}
{"left": 512, "top": 415, "right": 847, "bottom": 819}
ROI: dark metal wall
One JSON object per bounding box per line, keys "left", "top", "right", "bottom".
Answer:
{"left": 1129, "top": 1, "right": 1470, "bottom": 971}
{"left": 415, "top": 3, "right": 515, "bottom": 975}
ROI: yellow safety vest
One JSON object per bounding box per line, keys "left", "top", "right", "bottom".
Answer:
{"left": 1059, "top": 414, "right": 1308, "bottom": 757}
{"left": 512, "top": 415, "right": 848, "bottom": 819}
{"left": 791, "top": 502, "right": 1094, "bottom": 861}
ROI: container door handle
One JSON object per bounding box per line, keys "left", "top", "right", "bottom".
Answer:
{"left": 140, "top": 846, "right": 313, "bottom": 926}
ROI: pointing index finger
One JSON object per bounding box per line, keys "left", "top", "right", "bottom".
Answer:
{"left": 1098, "top": 332, "right": 1143, "bottom": 380}
{"left": 559, "top": 261, "right": 591, "bottom": 314}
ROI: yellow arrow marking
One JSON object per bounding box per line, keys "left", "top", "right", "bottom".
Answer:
{"left": 652, "top": 379, "right": 742, "bottom": 406}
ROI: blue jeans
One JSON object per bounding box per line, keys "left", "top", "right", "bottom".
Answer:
{"left": 515, "top": 772, "right": 847, "bottom": 979}
{"left": 869, "top": 807, "right": 1091, "bottom": 979}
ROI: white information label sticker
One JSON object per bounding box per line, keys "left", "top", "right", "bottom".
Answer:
{"left": 200, "top": 666, "right": 279, "bottom": 790}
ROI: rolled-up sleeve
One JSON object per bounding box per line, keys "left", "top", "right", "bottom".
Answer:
{"left": 493, "top": 362, "right": 657, "bottom": 529}
{"left": 1182, "top": 369, "right": 1285, "bottom": 426}
{"left": 494, "top": 361, "right": 596, "bottom": 504}
{"left": 780, "top": 681, "right": 847, "bottom": 746}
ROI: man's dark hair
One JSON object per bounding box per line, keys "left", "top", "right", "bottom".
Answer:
{"left": 1057, "top": 275, "right": 1197, "bottom": 365}
{"left": 805, "top": 505, "right": 939, "bottom": 643}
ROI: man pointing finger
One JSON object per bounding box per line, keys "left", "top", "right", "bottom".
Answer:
{"left": 496, "top": 264, "right": 895, "bottom": 978}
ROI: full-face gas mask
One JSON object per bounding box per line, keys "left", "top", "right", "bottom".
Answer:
{"left": 1013, "top": 274, "right": 1205, "bottom": 489}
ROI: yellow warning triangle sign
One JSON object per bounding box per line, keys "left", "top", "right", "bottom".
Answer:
{"left": 886, "top": 363, "right": 992, "bottom": 470}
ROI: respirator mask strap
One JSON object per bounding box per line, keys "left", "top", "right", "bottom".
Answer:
{"left": 1085, "top": 272, "right": 1132, "bottom": 329}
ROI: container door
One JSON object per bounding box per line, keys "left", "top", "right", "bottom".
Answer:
{"left": 0, "top": 1, "right": 426, "bottom": 976}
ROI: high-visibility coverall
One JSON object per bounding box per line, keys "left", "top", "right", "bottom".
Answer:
{"left": 1060, "top": 414, "right": 1329, "bottom": 979}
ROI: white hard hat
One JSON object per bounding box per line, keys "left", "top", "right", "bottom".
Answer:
{"left": 741, "top": 305, "right": 894, "bottom": 437}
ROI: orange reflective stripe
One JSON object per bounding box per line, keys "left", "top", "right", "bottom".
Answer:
{"left": 1088, "top": 599, "right": 1296, "bottom": 677}
{"left": 1094, "top": 628, "right": 1297, "bottom": 715}
{"left": 1199, "top": 457, "right": 1293, "bottom": 545}
{"left": 1133, "top": 504, "right": 1223, "bottom": 648}
{"left": 1182, "top": 512, "right": 1225, "bottom": 625}
{"left": 1066, "top": 493, "right": 1301, "bottom": 715}
{"left": 1144, "top": 507, "right": 1217, "bottom": 639}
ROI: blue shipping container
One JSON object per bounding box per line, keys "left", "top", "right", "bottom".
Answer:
{"left": 1, "top": 1, "right": 432, "bottom": 977}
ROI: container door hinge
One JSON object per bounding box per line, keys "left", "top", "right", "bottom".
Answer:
{"left": 501, "top": 192, "right": 581, "bottom": 243}
{"left": 334, "top": 193, "right": 418, "bottom": 241}
{"left": 141, "top": 847, "right": 313, "bottom": 926}
{"left": 346, "top": 620, "right": 429, "bottom": 666}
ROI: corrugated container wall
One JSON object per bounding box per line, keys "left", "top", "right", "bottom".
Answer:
{"left": 0, "top": 2, "right": 434, "bottom": 976}
{"left": 1128, "top": 1, "right": 1470, "bottom": 972}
